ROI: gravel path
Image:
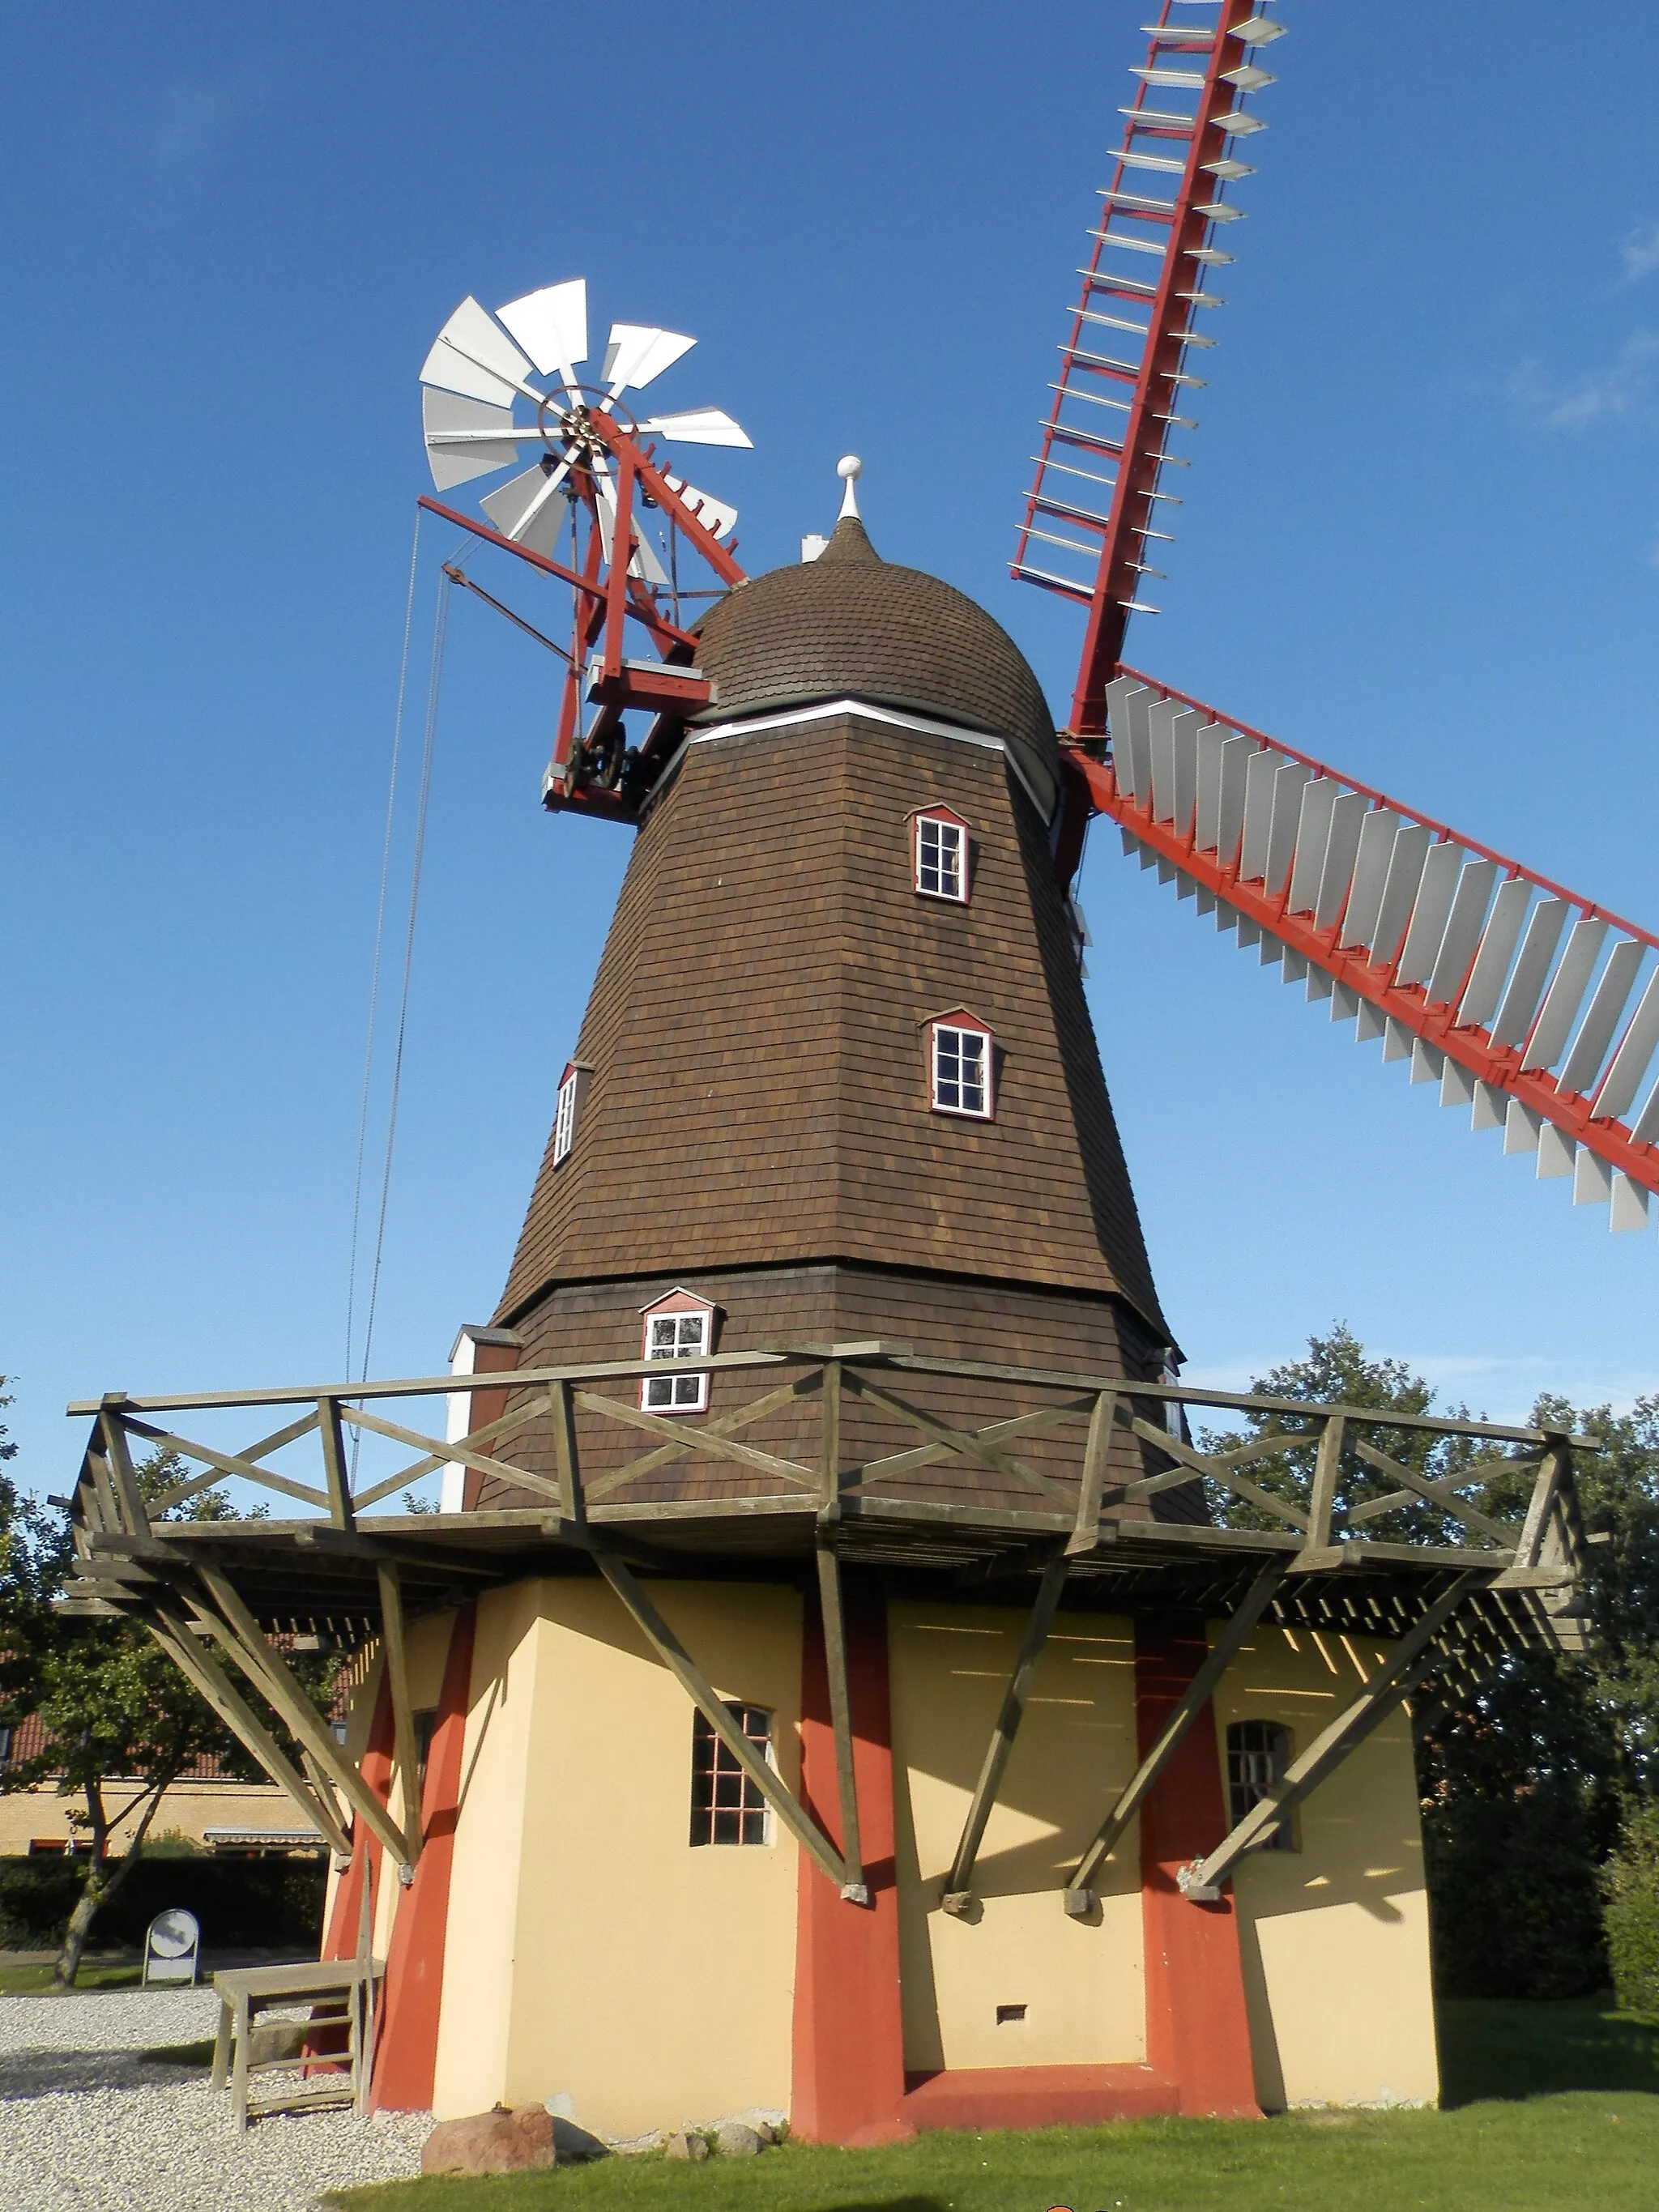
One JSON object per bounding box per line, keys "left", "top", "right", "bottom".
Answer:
{"left": 0, "top": 1987, "right": 429, "bottom": 2210}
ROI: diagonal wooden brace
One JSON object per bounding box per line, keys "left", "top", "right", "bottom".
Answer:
{"left": 377, "top": 1563, "right": 423, "bottom": 1862}
{"left": 572, "top": 1392, "right": 820, "bottom": 1491}
{"left": 814, "top": 1545, "right": 866, "bottom": 1901}
{"left": 1063, "top": 1556, "right": 1289, "bottom": 1912}
{"left": 1179, "top": 1572, "right": 1481, "bottom": 1899}
{"left": 942, "top": 1553, "right": 1073, "bottom": 1916}
{"left": 147, "top": 1605, "right": 351, "bottom": 1860}
{"left": 192, "top": 1567, "right": 415, "bottom": 1876}
{"left": 843, "top": 1374, "right": 1074, "bottom": 1503}
{"left": 589, "top": 1543, "right": 851, "bottom": 1894}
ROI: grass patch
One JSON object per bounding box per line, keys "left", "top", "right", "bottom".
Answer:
{"left": 0, "top": 1960, "right": 143, "bottom": 1995}
{"left": 326, "top": 2000, "right": 1659, "bottom": 2212}
{"left": 326, "top": 2098, "right": 1659, "bottom": 2212}
{"left": 1439, "top": 1997, "right": 1659, "bottom": 2104}
{"left": 141, "top": 2038, "right": 217, "bottom": 2069}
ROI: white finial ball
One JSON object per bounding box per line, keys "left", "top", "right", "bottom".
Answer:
{"left": 837, "top": 454, "right": 863, "bottom": 482}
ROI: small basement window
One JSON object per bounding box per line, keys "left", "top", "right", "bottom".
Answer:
{"left": 639, "top": 1288, "right": 716, "bottom": 1413}
{"left": 1226, "top": 1719, "right": 1295, "bottom": 1852}
{"left": 689, "top": 1704, "right": 773, "bottom": 1845}
{"left": 914, "top": 808, "right": 970, "bottom": 901}
{"left": 552, "top": 1061, "right": 592, "bottom": 1166}
{"left": 929, "top": 1014, "right": 994, "bottom": 1119}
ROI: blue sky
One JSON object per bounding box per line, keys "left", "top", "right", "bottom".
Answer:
{"left": 4, "top": 1, "right": 1657, "bottom": 1493}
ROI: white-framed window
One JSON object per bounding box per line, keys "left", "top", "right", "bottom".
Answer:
{"left": 689, "top": 1704, "right": 773, "bottom": 1846}
{"left": 913, "top": 808, "right": 970, "bottom": 902}
{"left": 639, "top": 1289, "right": 716, "bottom": 1413}
{"left": 929, "top": 1014, "right": 994, "bottom": 1119}
{"left": 552, "top": 1061, "right": 591, "bottom": 1166}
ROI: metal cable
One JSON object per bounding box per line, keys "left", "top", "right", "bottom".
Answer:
{"left": 345, "top": 508, "right": 423, "bottom": 1383}
{"left": 356, "top": 571, "right": 451, "bottom": 1399}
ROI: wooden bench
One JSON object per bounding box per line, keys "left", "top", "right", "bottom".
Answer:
{"left": 209, "top": 1958, "right": 384, "bottom": 2129}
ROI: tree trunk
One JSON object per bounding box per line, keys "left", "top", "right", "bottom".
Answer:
{"left": 51, "top": 1776, "right": 173, "bottom": 1990}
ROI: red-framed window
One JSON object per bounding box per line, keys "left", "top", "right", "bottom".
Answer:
{"left": 928, "top": 1012, "right": 995, "bottom": 1119}
{"left": 638, "top": 1288, "right": 717, "bottom": 1413}
{"left": 912, "top": 807, "right": 970, "bottom": 902}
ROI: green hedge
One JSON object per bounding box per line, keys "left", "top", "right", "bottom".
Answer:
{"left": 0, "top": 1852, "right": 327, "bottom": 1954}
{"left": 1606, "top": 1804, "right": 1659, "bottom": 2014}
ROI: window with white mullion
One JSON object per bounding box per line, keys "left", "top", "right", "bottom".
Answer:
{"left": 642, "top": 1308, "right": 711, "bottom": 1413}
{"left": 931, "top": 1020, "right": 993, "bottom": 1119}
{"left": 915, "top": 812, "right": 968, "bottom": 902}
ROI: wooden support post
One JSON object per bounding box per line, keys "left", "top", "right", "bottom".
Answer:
{"left": 589, "top": 1544, "right": 849, "bottom": 1890}
{"left": 147, "top": 1607, "right": 351, "bottom": 1860}
{"left": 1068, "top": 1387, "right": 1117, "bottom": 1554}
{"left": 813, "top": 1545, "right": 865, "bottom": 1901}
{"left": 1181, "top": 1572, "right": 1479, "bottom": 1899}
{"left": 942, "top": 1552, "right": 1073, "bottom": 1916}
{"left": 1064, "top": 1556, "right": 1289, "bottom": 1911}
{"left": 318, "top": 1397, "right": 356, "bottom": 1532}
{"left": 99, "top": 1403, "right": 151, "bottom": 1538}
{"left": 550, "top": 1379, "right": 584, "bottom": 1526}
{"left": 819, "top": 1361, "right": 842, "bottom": 1522}
{"left": 1305, "top": 1413, "right": 1344, "bottom": 1554}
{"left": 376, "top": 1562, "right": 422, "bottom": 1866}
{"left": 194, "top": 1568, "right": 412, "bottom": 1873}
{"left": 1516, "top": 1434, "right": 1573, "bottom": 1568}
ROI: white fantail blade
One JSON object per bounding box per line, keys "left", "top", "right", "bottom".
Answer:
{"left": 420, "top": 296, "right": 535, "bottom": 406}
{"left": 1610, "top": 1172, "right": 1650, "bottom": 1232}
{"left": 663, "top": 473, "right": 738, "bottom": 540}
{"left": 636, "top": 407, "right": 754, "bottom": 449}
{"left": 603, "top": 322, "right": 696, "bottom": 394}
{"left": 421, "top": 389, "right": 521, "bottom": 490}
{"left": 496, "top": 279, "right": 588, "bottom": 386}
{"left": 480, "top": 461, "right": 569, "bottom": 557}
{"left": 629, "top": 522, "right": 670, "bottom": 589}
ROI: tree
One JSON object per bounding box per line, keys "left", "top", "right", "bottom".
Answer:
{"left": 0, "top": 1423, "right": 335, "bottom": 1988}
{"left": 1200, "top": 1328, "right": 1659, "bottom": 2001}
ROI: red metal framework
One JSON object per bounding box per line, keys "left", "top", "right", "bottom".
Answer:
{"left": 1014, "top": 0, "right": 1281, "bottom": 733}
{"left": 421, "top": 408, "right": 747, "bottom": 825}
{"left": 1068, "top": 671, "right": 1659, "bottom": 1223}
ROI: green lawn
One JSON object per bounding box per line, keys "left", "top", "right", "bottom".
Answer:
{"left": 0, "top": 1958, "right": 142, "bottom": 1994}
{"left": 326, "top": 2000, "right": 1659, "bottom": 2212}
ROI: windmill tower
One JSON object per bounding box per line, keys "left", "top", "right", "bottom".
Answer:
{"left": 62, "top": 3, "right": 1599, "bottom": 2154}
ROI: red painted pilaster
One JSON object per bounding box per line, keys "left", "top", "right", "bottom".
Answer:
{"left": 371, "top": 1603, "right": 478, "bottom": 2110}
{"left": 790, "top": 1581, "right": 911, "bottom": 2146}
{"left": 1136, "top": 1613, "right": 1260, "bottom": 2117}
{"left": 322, "top": 1672, "right": 395, "bottom": 1963}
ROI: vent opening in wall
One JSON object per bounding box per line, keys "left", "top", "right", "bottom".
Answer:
{"left": 995, "top": 2004, "right": 1027, "bottom": 2025}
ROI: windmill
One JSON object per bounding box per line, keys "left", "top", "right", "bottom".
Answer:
{"left": 417, "top": 279, "right": 752, "bottom": 813}
{"left": 1013, "top": 0, "right": 1659, "bottom": 1238}
{"left": 59, "top": 0, "right": 1606, "bottom": 2149}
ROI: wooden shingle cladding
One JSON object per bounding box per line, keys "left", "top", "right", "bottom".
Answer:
{"left": 498, "top": 713, "right": 1166, "bottom": 1333}
{"left": 691, "top": 514, "right": 1060, "bottom": 816}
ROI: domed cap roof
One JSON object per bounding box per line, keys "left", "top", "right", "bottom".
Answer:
{"left": 693, "top": 514, "right": 1060, "bottom": 809}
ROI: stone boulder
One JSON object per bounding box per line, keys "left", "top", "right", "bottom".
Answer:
{"left": 422, "top": 2104, "right": 554, "bottom": 2175}
{"left": 663, "top": 2130, "right": 710, "bottom": 2160}
{"left": 715, "top": 2120, "right": 764, "bottom": 2156}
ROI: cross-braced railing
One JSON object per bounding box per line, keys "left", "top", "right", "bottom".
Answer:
{"left": 63, "top": 1345, "right": 1593, "bottom": 1909}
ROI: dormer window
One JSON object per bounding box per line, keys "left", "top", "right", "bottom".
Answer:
{"left": 928, "top": 1011, "right": 995, "bottom": 1119}
{"left": 913, "top": 808, "right": 970, "bottom": 902}
{"left": 552, "top": 1061, "right": 592, "bottom": 1166}
{"left": 639, "top": 1288, "right": 717, "bottom": 1413}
